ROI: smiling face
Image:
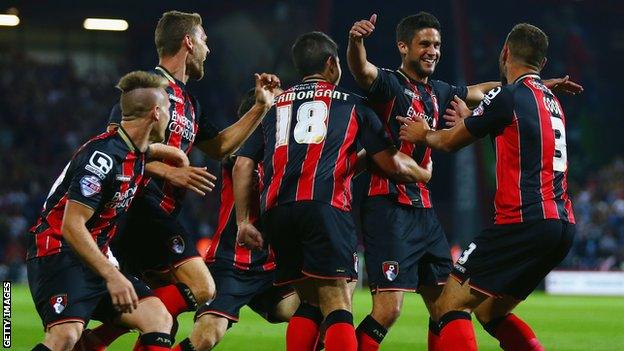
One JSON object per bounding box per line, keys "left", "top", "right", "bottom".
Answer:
{"left": 398, "top": 28, "right": 441, "bottom": 80}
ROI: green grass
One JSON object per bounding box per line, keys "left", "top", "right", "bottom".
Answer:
{"left": 10, "top": 284, "right": 624, "bottom": 350}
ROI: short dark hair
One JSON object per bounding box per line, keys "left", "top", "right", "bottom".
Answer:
{"left": 237, "top": 88, "right": 256, "bottom": 118}
{"left": 291, "top": 31, "right": 338, "bottom": 77}
{"left": 155, "top": 11, "right": 202, "bottom": 57}
{"left": 396, "top": 12, "right": 441, "bottom": 43}
{"left": 505, "top": 23, "right": 549, "bottom": 70}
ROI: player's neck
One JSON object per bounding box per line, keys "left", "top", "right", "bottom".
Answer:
{"left": 399, "top": 64, "right": 428, "bottom": 84}
{"left": 506, "top": 63, "right": 540, "bottom": 84}
{"left": 302, "top": 73, "right": 332, "bottom": 84}
{"left": 119, "top": 120, "right": 151, "bottom": 153}
{"left": 159, "top": 54, "right": 189, "bottom": 84}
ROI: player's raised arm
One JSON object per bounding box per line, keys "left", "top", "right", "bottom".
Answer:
{"left": 196, "top": 73, "right": 280, "bottom": 159}
{"left": 61, "top": 201, "right": 139, "bottom": 314}
{"left": 148, "top": 143, "right": 190, "bottom": 167}
{"left": 347, "top": 14, "right": 379, "bottom": 90}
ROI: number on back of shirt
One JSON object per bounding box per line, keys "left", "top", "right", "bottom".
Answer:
{"left": 543, "top": 96, "right": 567, "bottom": 172}
{"left": 275, "top": 101, "right": 328, "bottom": 147}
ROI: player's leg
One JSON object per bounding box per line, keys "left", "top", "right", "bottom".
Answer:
{"left": 170, "top": 257, "right": 216, "bottom": 306}
{"left": 473, "top": 220, "right": 575, "bottom": 351}
{"left": 116, "top": 296, "right": 174, "bottom": 351}
{"left": 433, "top": 276, "right": 488, "bottom": 351}
{"left": 356, "top": 197, "right": 423, "bottom": 351}
{"left": 289, "top": 279, "right": 324, "bottom": 351}
{"left": 270, "top": 291, "right": 299, "bottom": 322}
{"left": 36, "top": 322, "right": 84, "bottom": 351}
{"left": 175, "top": 314, "right": 228, "bottom": 351}
{"left": 473, "top": 296, "right": 547, "bottom": 351}
{"left": 317, "top": 278, "right": 358, "bottom": 351}
{"left": 418, "top": 209, "right": 454, "bottom": 351}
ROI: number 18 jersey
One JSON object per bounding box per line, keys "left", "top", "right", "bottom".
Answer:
{"left": 239, "top": 80, "right": 393, "bottom": 213}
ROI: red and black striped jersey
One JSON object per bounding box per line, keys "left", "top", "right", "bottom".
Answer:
{"left": 365, "top": 68, "right": 468, "bottom": 208}
{"left": 204, "top": 155, "right": 276, "bottom": 272}
{"left": 239, "top": 80, "right": 393, "bottom": 213}
{"left": 108, "top": 66, "right": 219, "bottom": 216}
{"left": 27, "top": 127, "right": 146, "bottom": 259}
{"left": 464, "top": 74, "right": 575, "bottom": 225}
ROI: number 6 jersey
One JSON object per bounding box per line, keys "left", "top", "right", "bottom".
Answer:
{"left": 239, "top": 79, "right": 393, "bottom": 213}
{"left": 464, "top": 74, "right": 575, "bottom": 225}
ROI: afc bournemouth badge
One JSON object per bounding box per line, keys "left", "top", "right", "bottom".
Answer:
{"left": 170, "top": 235, "right": 186, "bottom": 254}
{"left": 50, "top": 294, "right": 68, "bottom": 314}
{"left": 382, "top": 261, "right": 399, "bottom": 282}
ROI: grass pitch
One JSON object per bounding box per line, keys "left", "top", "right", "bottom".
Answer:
{"left": 10, "top": 284, "right": 624, "bottom": 350}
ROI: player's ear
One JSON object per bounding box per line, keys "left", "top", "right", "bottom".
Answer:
{"left": 183, "top": 34, "right": 193, "bottom": 52}
{"left": 397, "top": 41, "right": 408, "bottom": 56}
{"left": 539, "top": 57, "right": 547, "bottom": 71}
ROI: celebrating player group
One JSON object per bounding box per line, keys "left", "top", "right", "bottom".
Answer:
{"left": 26, "top": 8, "right": 582, "bottom": 351}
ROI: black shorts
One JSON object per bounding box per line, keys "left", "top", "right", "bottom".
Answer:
{"left": 196, "top": 262, "right": 295, "bottom": 326}
{"left": 27, "top": 250, "right": 153, "bottom": 330}
{"left": 362, "top": 196, "right": 452, "bottom": 293}
{"left": 112, "top": 196, "right": 200, "bottom": 276}
{"left": 452, "top": 219, "right": 575, "bottom": 300}
{"left": 262, "top": 201, "right": 359, "bottom": 285}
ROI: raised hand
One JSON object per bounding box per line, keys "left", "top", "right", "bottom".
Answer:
{"left": 236, "top": 221, "right": 264, "bottom": 251}
{"left": 397, "top": 115, "right": 430, "bottom": 144}
{"left": 254, "top": 73, "right": 281, "bottom": 107}
{"left": 543, "top": 75, "right": 583, "bottom": 95}
{"left": 165, "top": 166, "right": 217, "bottom": 196}
{"left": 349, "top": 13, "right": 377, "bottom": 40}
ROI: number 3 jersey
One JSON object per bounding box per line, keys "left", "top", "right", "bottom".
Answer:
{"left": 239, "top": 80, "right": 393, "bottom": 213}
{"left": 27, "top": 127, "right": 146, "bottom": 259}
{"left": 464, "top": 74, "right": 575, "bottom": 225}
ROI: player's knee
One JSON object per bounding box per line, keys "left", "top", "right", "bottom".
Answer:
{"left": 142, "top": 301, "right": 173, "bottom": 333}
{"left": 191, "top": 285, "right": 216, "bottom": 306}
{"left": 47, "top": 323, "right": 83, "bottom": 350}
{"left": 192, "top": 319, "right": 227, "bottom": 351}
{"left": 374, "top": 304, "right": 402, "bottom": 326}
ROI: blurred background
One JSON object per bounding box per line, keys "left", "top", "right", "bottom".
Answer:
{"left": 0, "top": 0, "right": 622, "bottom": 294}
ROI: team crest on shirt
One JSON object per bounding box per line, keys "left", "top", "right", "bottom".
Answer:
{"left": 170, "top": 235, "right": 185, "bottom": 254}
{"left": 79, "top": 175, "right": 102, "bottom": 197}
{"left": 50, "top": 294, "right": 68, "bottom": 314}
{"left": 382, "top": 261, "right": 399, "bottom": 282}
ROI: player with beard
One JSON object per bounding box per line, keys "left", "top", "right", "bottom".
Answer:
{"left": 347, "top": 12, "right": 582, "bottom": 351}
{"left": 76, "top": 11, "right": 281, "bottom": 350}
{"left": 397, "top": 23, "right": 576, "bottom": 351}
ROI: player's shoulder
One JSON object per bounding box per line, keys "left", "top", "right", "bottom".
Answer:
{"left": 72, "top": 132, "right": 121, "bottom": 179}
{"left": 334, "top": 85, "right": 366, "bottom": 104}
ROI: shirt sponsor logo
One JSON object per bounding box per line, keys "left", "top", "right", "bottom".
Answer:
{"left": 168, "top": 94, "right": 184, "bottom": 104}
{"left": 86, "top": 151, "right": 113, "bottom": 179}
{"left": 169, "top": 110, "right": 196, "bottom": 143}
{"left": 404, "top": 88, "right": 420, "bottom": 100}
{"left": 79, "top": 175, "right": 101, "bottom": 197}
{"left": 106, "top": 185, "right": 138, "bottom": 209}
{"left": 116, "top": 174, "right": 131, "bottom": 182}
